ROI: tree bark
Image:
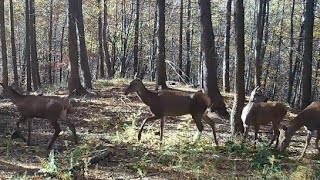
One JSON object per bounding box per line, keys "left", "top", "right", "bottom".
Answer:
{"left": 156, "top": 0, "right": 167, "bottom": 89}
{"left": 98, "top": 0, "right": 105, "bottom": 79}
{"left": 178, "top": 0, "right": 183, "bottom": 81}
{"left": 48, "top": 0, "right": 54, "bottom": 84}
{"left": 185, "top": 0, "right": 191, "bottom": 83}
{"left": 223, "top": 0, "right": 232, "bottom": 93}
{"left": 103, "top": 0, "right": 112, "bottom": 78}
{"left": 133, "top": 0, "right": 140, "bottom": 77}
{"left": 254, "top": 0, "right": 266, "bottom": 87}
{"left": 30, "top": 0, "right": 40, "bottom": 90}
{"left": 287, "top": 0, "right": 296, "bottom": 103}
{"left": 9, "top": 0, "right": 18, "bottom": 86}
{"left": 25, "top": 0, "right": 32, "bottom": 91}
{"left": 301, "top": 0, "right": 315, "bottom": 109}
{"left": 230, "top": 0, "right": 245, "bottom": 134}
{"left": 0, "top": 0, "right": 8, "bottom": 86}
{"left": 68, "top": 0, "right": 87, "bottom": 95}
{"left": 76, "top": 0, "right": 93, "bottom": 89}
{"left": 199, "top": 0, "right": 228, "bottom": 118}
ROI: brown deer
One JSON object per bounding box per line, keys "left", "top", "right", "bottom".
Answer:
{"left": 241, "top": 87, "right": 287, "bottom": 147}
{"left": 0, "top": 83, "right": 78, "bottom": 149}
{"left": 278, "top": 102, "right": 320, "bottom": 158}
{"left": 124, "top": 79, "right": 223, "bottom": 145}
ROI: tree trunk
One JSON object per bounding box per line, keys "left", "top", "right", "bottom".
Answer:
{"left": 25, "top": 0, "right": 32, "bottom": 91}
{"left": 287, "top": 0, "right": 296, "bottom": 103}
{"left": 0, "top": 0, "right": 8, "bottom": 86}
{"left": 30, "top": 0, "right": 40, "bottom": 90}
{"left": 103, "top": 0, "right": 112, "bottom": 78}
{"left": 199, "top": 0, "right": 228, "bottom": 118}
{"left": 77, "top": 0, "right": 93, "bottom": 89}
{"left": 98, "top": 0, "right": 105, "bottom": 79}
{"left": 48, "top": 0, "right": 54, "bottom": 84}
{"left": 301, "top": 0, "right": 315, "bottom": 109}
{"left": 178, "top": 0, "right": 183, "bottom": 81}
{"left": 223, "top": 0, "right": 232, "bottom": 93}
{"left": 185, "top": 0, "right": 191, "bottom": 83}
{"left": 230, "top": 0, "right": 245, "bottom": 134}
{"left": 68, "top": 0, "right": 87, "bottom": 95}
{"left": 254, "top": 0, "right": 266, "bottom": 87}
{"left": 60, "top": 16, "right": 67, "bottom": 84}
{"left": 133, "top": 0, "right": 140, "bottom": 77}
{"left": 156, "top": 0, "right": 167, "bottom": 89}
{"left": 9, "top": 0, "right": 18, "bottom": 86}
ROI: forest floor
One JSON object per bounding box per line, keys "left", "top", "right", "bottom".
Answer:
{"left": 0, "top": 79, "right": 319, "bottom": 179}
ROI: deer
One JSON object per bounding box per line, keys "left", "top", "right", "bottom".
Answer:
{"left": 124, "top": 79, "right": 226, "bottom": 145}
{"left": 278, "top": 101, "right": 320, "bottom": 159}
{"left": 0, "top": 83, "right": 78, "bottom": 149}
{"left": 241, "top": 87, "right": 287, "bottom": 147}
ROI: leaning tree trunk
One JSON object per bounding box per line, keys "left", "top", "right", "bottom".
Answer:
{"left": 9, "top": 0, "right": 19, "bottom": 86}
{"left": 0, "top": 0, "right": 8, "bottom": 86}
{"left": 230, "top": 0, "right": 245, "bottom": 134}
{"left": 301, "top": 0, "right": 315, "bottom": 109}
{"left": 156, "top": 0, "right": 167, "bottom": 89}
{"left": 68, "top": 0, "right": 87, "bottom": 95}
{"left": 77, "top": 0, "right": 93, "bottom": 89}
{"left": 199, "top": 0, "right": 228, "bottom": 117}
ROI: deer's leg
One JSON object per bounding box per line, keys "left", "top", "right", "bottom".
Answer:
{"left": 315, "top": 131, "right": 320, "bottom": 154}
{"left": 47, "top": 120, "right": 62, "bottom": 150}
{"left": 11, "top": 116, "right": 27, "bottom": 142}
{"left": 202, "top": 113, "right": 218, "bottom": 146}
{"left": 27, "top": 119, "right": 33, "bottom": 146}
{"left": 300, "top": 130, "right": 313, "bottom": 159}
{"left": 269, "top": 124, "right": 280, "bottom": 148}
{"left": 160, "top": 117, "right": 164, "bottom": 142}
{"left": 63, "top": 118, "right": 79, "bottom": 144}
{"left": 16, "top": 116, "right": 27, "bottom": 130}
{"left": 192, "top": 114, "right": 204, "bottom": 142}
{"left": 243, "top": 124, "right": 249, "bottom": 139}
{"left": 254, "top": 125, "right": 260, "bottom": 147}
{"left": 138, "top": 116, "right": 161, "bottom": 141}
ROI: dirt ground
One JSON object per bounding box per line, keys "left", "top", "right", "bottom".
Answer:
{"left": 0, "top": 79, "right": 319, "bottom": 179}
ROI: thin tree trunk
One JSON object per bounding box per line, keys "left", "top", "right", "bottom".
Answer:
{"left": 48, "top": 0, "right": 54, "bottom": 84}
{"left": 103, "top": 0, "right": 112, "bottom": 78}
{"left": 98, "top": 0, "right": 105, "bottom": 79}
{"left": 230, "top": 0, "right": 245, "bottom": 134}
{"left": 178, "top": 0, "right": 183, "bottom": 81}
{"left": 157, "top": 0, "right": 167, "bottom": 89}
{"left": 9, "top": 0, "right": 18, "bottom": 86}
{"left": 30, "top": 0, "right": 40, "bottom": 90}
{"left": 0, "top": 0, "right": 8, "bottom": 86}
{"left": 77, "top": 0, "right": 93, "bottom": 89}
{"left": 133, "top": 0, "right": 140, "bottom": 77}
{"left": 25, "top": 0, "right": 32, "bottom": 91}
{"left": 60, "top": 15, "right": 67, "bottom": 84}
{"left": 223, "top": 0, "right": 232, "bottom": 93}
{"left": 185, "top": 0, "right": 191, "bottom": 82}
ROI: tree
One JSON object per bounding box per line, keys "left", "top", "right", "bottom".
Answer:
{"left": 77, "top": 0, "right": 93, "bottom": 89}
{"left": 254, "top": 0, "right": 266, "bottom": 87}
{"left": 185, "top": 0, "right": 191, "bottom": 82}
{"left": 25, "top": 0, "right": 32, "bottom": 91}
{"left": 198, "top": 0, "right": 228, "bottom": 117}
{"left": 287, "top": 0, "right": 296, "bottom": 103}
{"left": 301, "top": 0, "right": 315, "bottom": 109}
{"left": 178, "top": 0, "right": 183, "bottom": 81}
{"left": 103, "top": 0, "right": 112, "bottom": 78}
{"left": 230, "top": 0, "right": 245, "bottom": 134}
{"left": 156, "top": 0, "right": 167, "bottom": 89}
{"left": 133, "top": 0, "right": 140, "bottom": 77}
{"left": 223, "top": 0, "right": 232, "bottom": 93}
{"left": 9, "top": 0, "right": 18, "bottom": 86}
{"left": 68, "top": 0, "right": 87, "bottom": 95}
{"left": 30, "top": 0, "right": 40, "bottom": 90}
{"left": 98, "top": 0, "right": 105, "bottom": 78}
{"left": 0, "top": 0, "right": 8, "bottom": 86}
{"left": 48, "top": 0, "right": 54, "bottom": 84}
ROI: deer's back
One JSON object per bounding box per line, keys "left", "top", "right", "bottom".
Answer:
{"left": 294, "top": 102, "right": 320, "bottom": 130}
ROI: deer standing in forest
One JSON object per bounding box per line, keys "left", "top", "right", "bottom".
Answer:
{"left": 0, "top": 83, "right": 78, "bottom": 149}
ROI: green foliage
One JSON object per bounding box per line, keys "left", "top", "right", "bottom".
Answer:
{"left": 250, "top": 145, "right": 282, "bottom": 173}
{"left": 40, "top": 149, "right": 58, "bottom": 176}
{"left": 10, "top": 171, "right": 28, "bottom": 180}
{"left": 225, "top": 140, "right": 250, "bottom": 155}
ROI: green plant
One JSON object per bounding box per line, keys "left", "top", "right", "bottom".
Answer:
{"left": 250, "top": 145, "right": 282, "bottom": 174}
{"left": 40, "top": 149, "right": 58, "bottom": 176}
{"left": 225, "top": 140, "right": 250, "bottom": 155}
{"left": 10, "top": 171, "right": 28, "bottom": 180}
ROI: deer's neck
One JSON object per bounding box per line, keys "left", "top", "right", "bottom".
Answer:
{"left": 137, "top": 86, "right": 157, "bottom": 107}
{"left": 287, "top": 115, "right": 304, "bottom": 136}
{"left": 8, "top": 93, "right": 25, "bottom": 105}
